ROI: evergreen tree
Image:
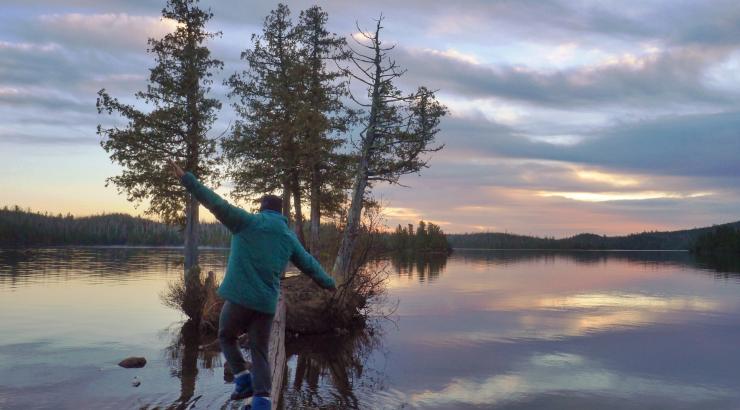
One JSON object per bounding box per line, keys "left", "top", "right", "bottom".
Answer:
{"left": 294, "top": 6, "right": 355, "bottom": 255}
{"left": 415, "top": 220, "right": 427, "bottom": 250}
{"left": 224, "top": 4, "right": 305, "bottom": 241}
{"left": 97, "top": 0, "right": 223, "bottom": 275}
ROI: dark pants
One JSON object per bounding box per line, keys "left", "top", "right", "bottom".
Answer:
{"left": 218, "top": 301, "right": 274, "bottom": 395}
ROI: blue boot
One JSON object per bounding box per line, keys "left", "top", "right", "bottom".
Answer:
{"left": 230, "top": 372, "right": 253, "bottom": 400}
{"left": 244, "top": 395, "right": 270, "bottom": 410}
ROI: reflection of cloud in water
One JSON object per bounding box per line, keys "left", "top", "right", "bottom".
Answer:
{"left": 425, "top": 292, "right": 720, "bottom": 346}
{"left": 536, "top": 292, "right": 719, "bottom": 311}
{"left": 407, "top": 353, "right": 731, "bottom": 407}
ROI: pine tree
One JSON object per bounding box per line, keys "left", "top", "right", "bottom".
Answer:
{"left": 97, "top": 0, "right": 223, "bottom": 275}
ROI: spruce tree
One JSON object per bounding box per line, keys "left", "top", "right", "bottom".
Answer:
{"left": 294, "top": 6, "right": 355, "bottom": 255}
{"left": 97, "top": 0, "right": 223, "bottom": 275}
{"left": 224, "top": 4, "right": 304, "bottom": 240}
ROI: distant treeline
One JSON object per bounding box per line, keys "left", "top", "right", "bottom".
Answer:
{"left": 4, "top": 206, "right": 737, "bottom": 253}
{"left": 0, "top": 206, "right": 230, "bottom": 247}
{"left": 379, "top": 221, "right": 451, "bottom": 253}
{"left": 0, "top": 207, "right": 453, "bottom": 254}
{"left": 692, "top": 225, "right": 740, "bottom": 255}
{"left": 448, "top": 221, "right": 740, "bottom": 251}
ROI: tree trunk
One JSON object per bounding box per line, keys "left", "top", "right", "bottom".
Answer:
{"left": 332, "top": 21, "right": 383, "bottom": 283}
{"left": 292, "top": 172, "right": 306, "bottom": 245}
{"left": 309, "top": 162, "right": 321, "bottom": 256}
{"left": 332, "top": 57, "right": 382, "bottom": 283}
{"left": 281, "top": 180, "right": 292, "bottom": 220}
{"left": 332, "top": 163, "right": 368, "bottom": 283}
{"left": 183, "top": 193, "right": 199, "bottom": 277}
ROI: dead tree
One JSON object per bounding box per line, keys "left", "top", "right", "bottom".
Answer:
{"left": 332, "top": 16, "right": 447, "bottom": 283}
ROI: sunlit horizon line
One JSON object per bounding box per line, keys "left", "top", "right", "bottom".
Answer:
{"left": 537, "top": 190, "right": 713, "bottom": 202}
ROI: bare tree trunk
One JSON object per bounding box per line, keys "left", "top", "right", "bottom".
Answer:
{"left": 309, "top": 162, "right": 321, "bottom": 256}
{"left": 332, "top": 162, "right": 369, "bottom": 283}
{"left": 292, "top": 171, "right": 306, "bottom": 245}
{"left": 183, "top": 193, "right": 199, "bottom": 276}
{"left": 332, "top": 30, "right": 382, "bottom": 282}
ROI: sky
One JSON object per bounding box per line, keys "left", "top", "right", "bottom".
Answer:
{"left": 1, "top": 0, "right": 739, "bottom": 237}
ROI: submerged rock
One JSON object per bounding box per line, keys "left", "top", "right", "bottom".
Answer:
{"left": 118, "top": 357, "right": 147, "bottom": 368}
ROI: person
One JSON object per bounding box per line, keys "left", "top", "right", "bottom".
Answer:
{"left": 168, "top": 160, "right": 336, "bottom": 410}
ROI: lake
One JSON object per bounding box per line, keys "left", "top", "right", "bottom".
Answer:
{"left": 1, "top": 248, "right": 739, "bottom": 409}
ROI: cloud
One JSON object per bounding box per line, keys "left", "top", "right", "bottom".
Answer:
{"left": 0, "top": 132, "right": 95, "bottom": 145}
{"left": 397, "top": 45, "right": 738, "bottom": 108}
{"left": 407, "top": 352, "right": 732, "bottom": 407}
{"left": 537, "top": 190, "right": 713, "bottom": 203}
{"left": 438, "top": 110, "right": 740, "bottom": 178}
{"left": 36, "top": 13, "right": 178, "bottom": 51}
{"left": 0, "top": 85, "right": 89, "bottom": 112}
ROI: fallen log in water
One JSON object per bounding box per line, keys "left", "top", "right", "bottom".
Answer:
{"left": 268, "top": 294, "right": 286, "bottom": 409}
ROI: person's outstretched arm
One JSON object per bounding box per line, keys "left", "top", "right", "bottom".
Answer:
{"left": 169, "top": 160, "right": 253, "bottom": 233}
{"left": 290, "top": 236, "right": 337, "bottom": 290}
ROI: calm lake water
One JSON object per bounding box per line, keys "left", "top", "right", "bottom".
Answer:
{"left": 1, "top": 248, "right": 739, "bottom": 409}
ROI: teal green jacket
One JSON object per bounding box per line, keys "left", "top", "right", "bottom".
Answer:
{"left": 181, "top": 172, "right": 336, "bottom": 315}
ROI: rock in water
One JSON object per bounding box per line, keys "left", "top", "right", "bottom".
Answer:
{"left": 118, "top": 357, "right": 147, "bottom": 368}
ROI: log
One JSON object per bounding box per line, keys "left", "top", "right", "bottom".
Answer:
{"left": 268, "top": 294, "right": 286, "bottom": 409}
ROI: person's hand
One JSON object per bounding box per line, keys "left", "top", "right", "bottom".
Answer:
{"left": 168, "top": 159, "right": 185, "bottom": 179}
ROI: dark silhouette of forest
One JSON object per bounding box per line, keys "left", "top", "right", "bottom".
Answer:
{"left": 380, "top": 221, "right": 451, "bottom": 253}
{"left": 0, "top": 206, "right": 229, "bottom": 247}
{"left": 3, "top": 206, "right": 738, "bottom": 252}
{"left": 692, "top": 225, "right": 740, "bottom": 255}
{"left": 448, "top": 221, "right": 740, "bottom": 250}
{"left": 0, "top": 207, "right": 453, "bottom": 254}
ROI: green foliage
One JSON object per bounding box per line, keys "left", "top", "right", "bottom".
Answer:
{"left": 295, "top": 5, "right": 356, "bottom": 221}
{"left": 364, "top": 85, "right": 448, "bottom": 185}
{"left": 223, "top": 3, "right": 299, "bottom": 201}
{"left": 223, "top": 4, "right": 354, "bottom": 225}
{"left": 97, "top": 0, "right": 223, "bottom": 225}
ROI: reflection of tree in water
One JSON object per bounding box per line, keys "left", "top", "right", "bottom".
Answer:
{"left": 389, "top": 252, "right": 448, "bottom": 283}
{"left": 454, "top": 249, "right": 740, "bottom": 280}
{"left": 162, "top": 320, "right": 222, "bottom": 409}
{"left": 0, "top": 247, "right": 229, "bottom": 287}
{"left": 283, "top": 326, "right": 387, "bottom": 409}
{"left": 694, "top": 253, "right": 740, "bottom": 278}
{"left": 456, "top": 249, "right": 689, "bottom": 267}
